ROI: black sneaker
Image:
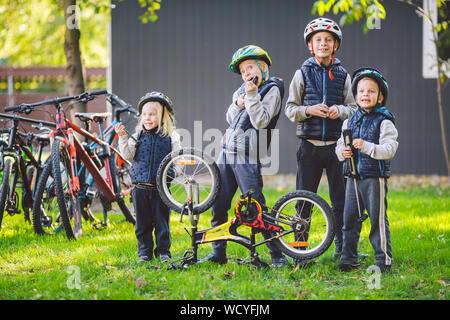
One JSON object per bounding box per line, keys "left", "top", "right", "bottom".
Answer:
{"left": 295, "top": 259, "right": 315, "bottom": 269}
{"left": 374, "top": 263, "right": 391, "bottom": 273}
{"left": 338, "top": 262, "right": 360, "bottom": 272}
{"left": 159, "top": 254, "right": 171, "bottom": 262}
{"left": 271, "top": 255, "right": 287, "bottom": 268}
{"left": 137, "top": 256, "right": 151, "bottom": 263}
{"left": 199, "top": 253, "right": 228, "bottom": 265}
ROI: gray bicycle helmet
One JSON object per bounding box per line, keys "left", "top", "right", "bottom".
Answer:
{"left": 137, "top": 91, "right": 174, "bottom": 116}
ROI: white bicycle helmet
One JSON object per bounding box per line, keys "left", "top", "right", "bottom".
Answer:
{"left": 304, "top": 18, "right": 342, "bottom": 49}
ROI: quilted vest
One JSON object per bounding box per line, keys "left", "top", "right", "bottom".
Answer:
{"left": 129, "top": 129, "right": 172, "bottom": 184}
{"left": 224, "top": 77, "right": 285, "bottom": 155}
{"left": 296, "top": 57, "right": 347, "bottom": 141}
{"left": 345, "top": 106, "right": 395, "bottom": 179}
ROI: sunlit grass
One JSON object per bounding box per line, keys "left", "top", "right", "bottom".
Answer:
{"left": 0, "top": 183, "right": 448, "bottom": 300}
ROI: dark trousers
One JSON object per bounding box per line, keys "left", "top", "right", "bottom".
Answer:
{"left": 210, "top": 152, "right": 282, "bottom": 257}
{"left": 132, "top": 186, "right": 171, "bottom": 259}
{"left": 341, "top": 177, "right": 392, "bottom": 266}
{"left": 296, "top": 139, "right": 345, "bottom": 250}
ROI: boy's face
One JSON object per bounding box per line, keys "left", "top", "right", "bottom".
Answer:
{"left": 141, "top": 102, "right": 160, "bottom": 130}
{"left": 356, "top": 78, "right": 384, "bottom": 111}
{"left": 308, "top": 31, "right": 338, "bottom": 61}
{"left": 239, "top": 59, "right": 267, "bottom": 86}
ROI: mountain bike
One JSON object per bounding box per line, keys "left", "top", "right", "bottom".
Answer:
{"left": 155, "top": 148, "right": 336, "bottom": 269}
{"left": 5, "top": 90, "right": 134, "bottom": 239}
{"left": 0, "top": 113, "right": 55, "bottom": 231}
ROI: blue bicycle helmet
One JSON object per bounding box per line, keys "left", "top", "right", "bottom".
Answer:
{"left": 351, "top": 67, "right": 389, "bottom": 106}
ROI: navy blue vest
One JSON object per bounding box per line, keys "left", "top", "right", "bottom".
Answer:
{"left": 226, "top": 77, "right": 284, "bottom": 153}
{"left": 296, "top": 57, "right": 347, "bottom": 141}
{"left": 345, "top": 106, "right": 395, "bottom": 179}
{"left": 129, "top": 129, "right": 172, "bottom": 184}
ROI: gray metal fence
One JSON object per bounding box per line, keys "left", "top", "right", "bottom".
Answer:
{"left": 111, "top": 0, "right": 450, "bottom": 175}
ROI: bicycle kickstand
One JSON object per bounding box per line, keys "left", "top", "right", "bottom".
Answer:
{"left": 237, "top": 231, "right": 269, "bottom": 269}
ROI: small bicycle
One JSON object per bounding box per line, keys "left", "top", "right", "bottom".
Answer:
{"left": 155, "top": 148, "right": 336, "bottom": 269}
{"left": 0, "top": 113, "right": 55, "bottom": 231}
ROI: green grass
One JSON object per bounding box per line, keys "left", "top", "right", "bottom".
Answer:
{"left": 0, "top": 183, "right": 448, "bottom": 300}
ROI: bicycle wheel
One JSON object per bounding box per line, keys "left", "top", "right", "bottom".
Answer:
{"left": 268, "top": 190, "right": 335, "bottom": 261}
{"left": 156, "top": 148, "right": 221, "bottom": 214}
{"left": 32, "top": 160, "right": 62, "bottom": 235}
{"left": 52, "top": 140, "right": 82, "bottom": 239}
{"left": 0, "top": 157, "right": 13, "bottom": 231}
{"left": 109, "top": 154, "right": 135, "bottom": 224}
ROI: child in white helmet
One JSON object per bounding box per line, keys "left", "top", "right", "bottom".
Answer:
{"left": 284, "top": 18, "right": 357, "bottom": 264}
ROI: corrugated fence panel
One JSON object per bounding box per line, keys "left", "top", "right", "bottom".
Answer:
{"left": 112, "top": 0, "right": 449, "bottom": 175}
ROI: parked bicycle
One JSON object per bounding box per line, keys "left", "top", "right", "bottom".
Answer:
{"left": 155, "top": 148, "right": 336, "bottom": 269}
{"left": 0, "top": 113, "right": 56, "bottom": 231}
{"left": 5, "top": 90, "right": 135, "bottom": 239}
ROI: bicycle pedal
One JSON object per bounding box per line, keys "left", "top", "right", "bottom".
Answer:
{"left": 86, "top": 188, "right": 99, "bottom": 198}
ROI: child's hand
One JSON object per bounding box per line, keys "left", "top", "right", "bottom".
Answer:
{"left": 342, "top": 146, "right": 353, "bottom": 159}
{"left": 114, "top": 123, "right": 127, "bottom": 136}
{"left": 236, "top": 94, "right": 245, "bottom": 108}
{"left": 352, "top": 138, "right": 364, "bottom": 150}
{"left": 306, "top": 104, "right": 329, "bottom": 118}
{"left": 244, "top": 80, "right": 258, "bottom": 94}
{"left": 327, "top": 105, "right": 340, "bottom": 119}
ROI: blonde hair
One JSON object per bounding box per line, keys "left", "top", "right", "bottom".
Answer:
{"left": 136, "top": 101, "right": 176, "bottom": 137}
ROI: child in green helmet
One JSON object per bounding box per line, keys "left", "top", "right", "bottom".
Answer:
{"left": 201, "top": 45, "right": 288, "bottom": 267}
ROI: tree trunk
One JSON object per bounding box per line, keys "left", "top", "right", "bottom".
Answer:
{"left": 63, "top": 0, "right": 86, "bottom": 129}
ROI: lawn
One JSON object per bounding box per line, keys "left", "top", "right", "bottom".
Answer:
{"left": 0, "top": 177, "right": 448, "bottom": 301}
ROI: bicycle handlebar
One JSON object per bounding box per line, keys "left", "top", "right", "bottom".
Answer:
{"left": 0, "top": 113, "right": 56, "bottom": 128}
{"left": 106, "top": 93, "right": 138, "bottom": 119}
{"left": 3, "top": 89, "right": 108, "bottom": 114}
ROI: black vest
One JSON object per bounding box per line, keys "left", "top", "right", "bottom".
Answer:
{"left": 129, "top": 129, "right": 172, "bottom": 184}
{"left": 225, "top": 77, "right": 284, "bottom": 154}
{"left": 296, "top": 57, "right": 347, "bottom": 141}
{"left": 345, "top": 106, "right": 395, "bottom": 179}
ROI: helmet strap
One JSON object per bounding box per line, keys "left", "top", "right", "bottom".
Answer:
{"left": 253, "top": 59, "right": 268, "bottom": 83}
{"left": 159, "top": 105, "right": 165, "bottom": 131}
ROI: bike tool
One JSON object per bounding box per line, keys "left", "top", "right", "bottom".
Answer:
{"left": 343, "top": 129, "right": 368, "bottom": 223}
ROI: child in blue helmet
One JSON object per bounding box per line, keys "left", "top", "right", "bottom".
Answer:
{"left": 335, "top": 67, "right": 398, "bottom": 272}
{"left": 285, "top": 18, "right": 357, "bottom": 263}
{"left": 201, "top": 45, "right": 287, "bottom": 267}
{"left": 115, "top": 91, "right": 180, "bottom": 263}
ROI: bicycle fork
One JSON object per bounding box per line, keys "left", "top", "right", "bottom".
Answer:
{"left": 66, "top": 129, "right": 83, "bottom": 237}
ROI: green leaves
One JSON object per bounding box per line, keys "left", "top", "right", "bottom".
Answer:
{"left": 311, "top": 0, "right": 387, "bottom": 32}
{"left": 136, "top": 0, "right": 163, "bottom": 24}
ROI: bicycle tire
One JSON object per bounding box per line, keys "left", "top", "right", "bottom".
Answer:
{"left": 0, "top": 158, "right": 12, "bottom": 231}
{"left": 156, "top": 147, "right": 221, "bottom": 214}
{"left": 268, "top": 190, "right": 335, "bottom": 261}
{"left": 52, "top": 140, "right": 81, "bottom": 239}
{"left": 32, "top": 160, "right": 61, "bottom": 235}
{"left": 108, "top": 155, "right": 135, "bottom": 224}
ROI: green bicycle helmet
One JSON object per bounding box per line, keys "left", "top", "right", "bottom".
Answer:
{"left": 228, "top": 45, "right": 272, "bottom": 74}
{"left": 351, "top": 67, "right": 389, "bottom": 106}
{"left": 137, "top": 91, "right": 174, "bottom": 116}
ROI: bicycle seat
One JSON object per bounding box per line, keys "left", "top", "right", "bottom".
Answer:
{"left": 36, "top": 134, "right": 50, "bottom": 143}
{"left": 75, "top": 112, "right": 111, "bottom": 123}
